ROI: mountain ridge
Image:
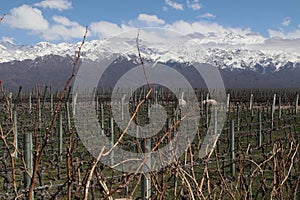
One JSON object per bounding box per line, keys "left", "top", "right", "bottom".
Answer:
{"left": 0, "top": 54, "right": 300, "bottom": 91}
{"left": 1, "top": 32, "right": 300, "bottom": 91}
{"left": 0, "top": 32, "right": 299, "bottom": 71}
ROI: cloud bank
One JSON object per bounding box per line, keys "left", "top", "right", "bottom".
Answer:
{"left": 3, "top": 2, "right": 300, "bottom": 51}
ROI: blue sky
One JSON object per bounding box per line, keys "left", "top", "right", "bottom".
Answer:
{"left": 0, "top": 0, "right": 299, "bottom": 45}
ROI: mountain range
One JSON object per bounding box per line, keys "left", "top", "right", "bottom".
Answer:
{"left": 0, "top": 31, "right": 300, "bottom": 91}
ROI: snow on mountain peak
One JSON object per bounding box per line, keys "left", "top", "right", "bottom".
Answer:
{"left": 0, "top": 33, "right": 299, "bottom": 70}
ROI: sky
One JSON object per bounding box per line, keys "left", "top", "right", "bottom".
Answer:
{"left": 0, "top": 0, "right": 300, "bottom": 45}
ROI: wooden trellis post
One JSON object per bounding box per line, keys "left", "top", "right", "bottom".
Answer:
{"left": 278, "top": 96, "right": 281, "bottom": 120}
{"left": 50, "top": 93, "right": 53, "bottom": 115}
{"left": 230, "top": 120, "right": 235, "bottom": 177}
{"left": 121, "top": 94, "right": 126, "bottom": 121}
{"left": 250, "top": 93, "right": 254, "bottom": 116}
{"left": 38, "top": 95, "right": 41, "bottom": 129}
{"left": 57, "top": 111, "right": 63, "bottom": 180}
{"left": 226, "top": 93, "right": 230, "bottom": 113}
{"left": 155, "top": 90, "right": 158, "bottom": 106}
{"left": 214, "top": 108, "right": 217, "bottom": 135}
{"left": 58, "top": 112, "right": 63, "bottom": 160}
{"left": 271, "top": 93, "right": 276, "bottom": 129}
{"left": 295, "top": 93, "right": 299, "bottom": 114}
{"left": 29, "top": 92, "right": 32, "bottom": 112}
{"left": 13, "top": 110, "right": 18, "bottom": 158}
{"left": 147, "top": 99, "right": 151, "bottom": 119}
{"left": 65, "top": 102, "right": 71, "bottom": 132}
{"left": 95, "top": 94, "right": 99, "bottom": 116}
{"left": 200, "top": 93, "right": 204, "bottom": 115}
{"left": 8, "top": 92, "right": 12, "bottom": 112}
{"left": 141, "top": 138, "right": 152, "bottom": 200}
{"left": 41, "top": 86, "right": 47, "bottom": 109}
{"left": 24, "top": 131, "right": 33, "bottom": 199}
{"left": 236, "top": 103, "right": 240, "bottom": 131}
{"left": 101, "top": 102, "right": 104, "bottom": 129}
{"left": 258, "top": 110, "right": 262, "bottom": 148}
{"left": 110, "top": 117, "right": 114, "bottom": 166}
{"left": 72, "top": 91, "right": 77, "bottom": 116}
{"left": 206, "top": 93, "right": 209, "bottom": 128}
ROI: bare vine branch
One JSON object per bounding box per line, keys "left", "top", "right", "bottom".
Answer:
{"left": 28, "top": 26, "right": 88, "bottom": 200}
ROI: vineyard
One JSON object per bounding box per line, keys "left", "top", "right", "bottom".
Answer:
{"left": 0, "top": 86, "right": 299, "bottom": 199}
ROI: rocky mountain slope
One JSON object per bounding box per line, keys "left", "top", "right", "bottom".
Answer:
{"left": 0, "top": 32, "right": 300, "bottom": 91}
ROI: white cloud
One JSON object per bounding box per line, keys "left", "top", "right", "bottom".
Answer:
{"left": 90, "top": 18, "right": 264, "bottom": 45}
{"left": 268, "top": 17, "right": 300, "bottom": 40}
{"left": 5, "top": 5, "right": 86, "bottom": 41}
{"left": 187, "top": 0, "right": 202, "bottom": 10}
{"left": 268, "top": 29, "right": 300, "bottom": 39}
{"left": 34, "top": 0, "right": 72, "bottom": 11}
{"left": 166, "top": 20, "right": 227, "bottom": 35}
{"left": 53, "top": 15, "right": 80, "bottom": 27}
{"left": 90, "top": 21, "right": 133, "bottom": 37}
{"left": 99, "top": 14, "right": 165, "bottom": 36}
{"left": 137, "top": 14, "right": 165, "bottom": 25}
{"left": 198, "top": 13, "right": 216, "bottom": 19}
{"left": 268, "top": 29, "right": 285, "bottom": 38}
{"left": 163, "top": 20, "right": 270, "bottom": 45}
{"left": 42, "top": 24, "right": 87, "bottom": 40}
{"left": 165, "top": 0, "right": 184, "bottom": 11}
{"left": 41, "top": 16, "right": 87, "bottom": 40}
{"left": 5, "top": 5, "right": 49, "bottom": 31}
{"left": 281, "top": 17, "right": 291, "bottom": 27}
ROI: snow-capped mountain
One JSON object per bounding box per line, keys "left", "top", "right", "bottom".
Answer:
{"left": 1, "top": 32, "right": 300, "bottom": 91}
{"left": 0, "top": 32, "right": 299, "bottom": 72}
